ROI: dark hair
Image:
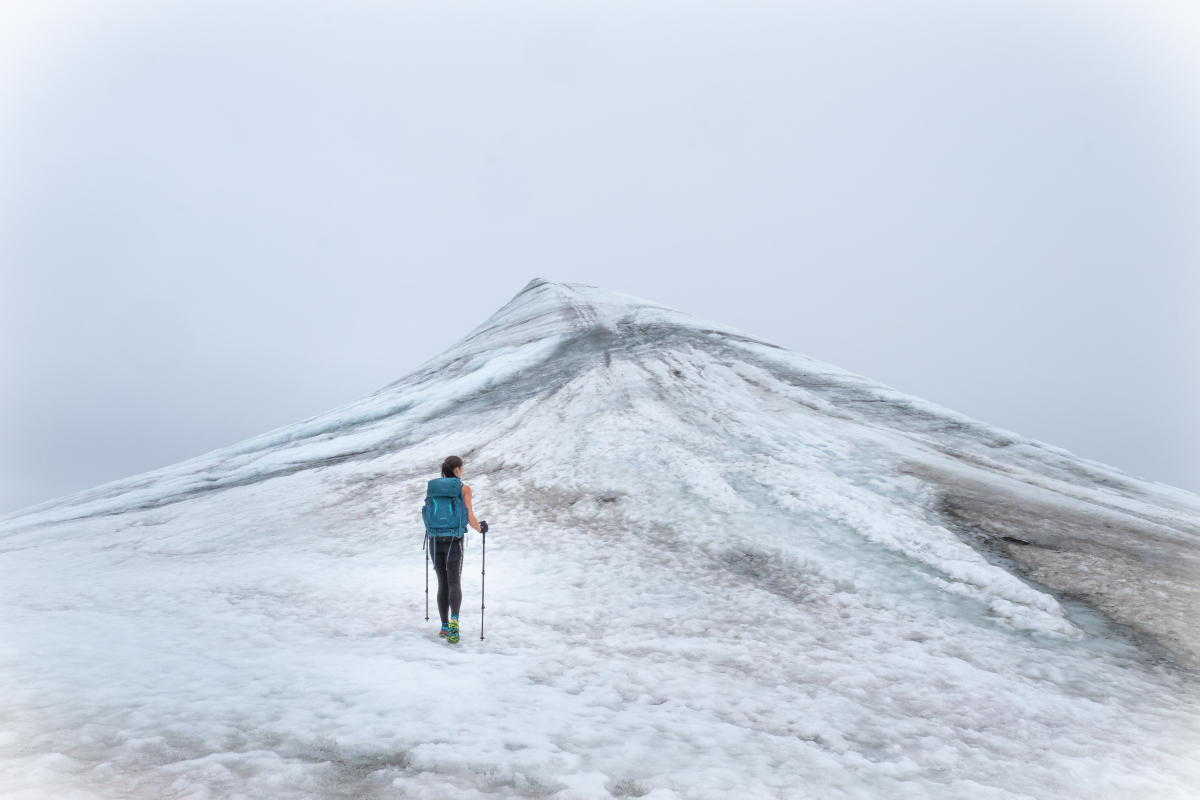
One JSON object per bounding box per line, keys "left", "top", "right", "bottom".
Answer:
{"left": 441, "top": 455, "right": 463, "bottom": 478}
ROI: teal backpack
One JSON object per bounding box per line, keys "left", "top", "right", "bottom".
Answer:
{"left": 422, "top": 477, "right": 468, "bottom": 538}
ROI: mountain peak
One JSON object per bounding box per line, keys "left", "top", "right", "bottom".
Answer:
{"left": 451, "top": 278, "right": 737, "bottom": 354}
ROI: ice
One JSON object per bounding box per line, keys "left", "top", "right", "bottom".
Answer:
{"left": 2, "top": 279, "right": 1199, "bottom": 799}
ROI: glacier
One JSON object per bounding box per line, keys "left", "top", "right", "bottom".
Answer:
{"left": 1, "top": 278, "right": 1198, "bottom": 799}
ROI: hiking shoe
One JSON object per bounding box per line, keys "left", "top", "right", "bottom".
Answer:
{"left": 448, "top": 615, "right": 460, "bottom": 644}
{"left": 439, "top": 623, "right": 449, "bottom": 639}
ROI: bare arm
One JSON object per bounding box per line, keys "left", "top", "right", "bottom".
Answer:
{"left": 462, "top": 484, "right": 481, "bottom": 532}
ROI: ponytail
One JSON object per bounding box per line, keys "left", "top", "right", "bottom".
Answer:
{"left": 441, "top": 455, "right": 463, "bottom": 478}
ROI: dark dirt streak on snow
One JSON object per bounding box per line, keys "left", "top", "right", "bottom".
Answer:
{"left": 910, "top": 461, "right": 1200, "bottom": 670}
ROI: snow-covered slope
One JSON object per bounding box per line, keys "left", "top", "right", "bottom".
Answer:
{"left": 2, "top": 279, "right": 1199, "bottom": 799}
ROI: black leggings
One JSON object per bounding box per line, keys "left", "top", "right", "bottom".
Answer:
{"left": 430, "top": 536, "right": 463, "bottom": 624}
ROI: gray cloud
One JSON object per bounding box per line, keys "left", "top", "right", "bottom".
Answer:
{"left": 2, "top": 0, "right": 1198, "bottom": 513}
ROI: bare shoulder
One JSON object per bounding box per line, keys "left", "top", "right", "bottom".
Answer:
{"left": 462, "top": 484, "right": 473, "bottom": 499}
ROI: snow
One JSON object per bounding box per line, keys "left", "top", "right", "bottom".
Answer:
{"left": 2, "top": 278, "right": 1199, "bottom": 799}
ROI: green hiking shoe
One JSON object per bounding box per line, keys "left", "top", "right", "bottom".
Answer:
{"left": 439, "top": 623, "right": 449, "bottom": 639}
{"left": 447, "top": 615, "right": 460, "bottom": 644}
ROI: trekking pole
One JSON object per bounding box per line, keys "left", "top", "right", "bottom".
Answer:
{"left": 424, "top": 538, "right": 430, "bottom": 621}
{"left": 480, "top": 526, "right": 486, "bottom": 640}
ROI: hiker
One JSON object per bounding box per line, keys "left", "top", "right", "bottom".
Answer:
{"left": 423, "top": 455, "right": 487, "bottom": 644}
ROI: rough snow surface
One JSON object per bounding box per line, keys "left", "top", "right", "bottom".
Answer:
{"left": 2, "top": 279, "right": 1199, "bottom": 799}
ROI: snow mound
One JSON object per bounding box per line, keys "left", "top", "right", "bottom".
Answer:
{"left": 2, "top": 279, "right": 1199, "bottom": 799}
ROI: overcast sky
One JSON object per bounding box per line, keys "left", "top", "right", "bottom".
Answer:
{"left": 1, "top": 0, "right": 1198, "bottom": 514}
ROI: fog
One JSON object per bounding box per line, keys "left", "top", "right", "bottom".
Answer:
{"left": 2, "top": 0, "right": 1198, "bottom": 514}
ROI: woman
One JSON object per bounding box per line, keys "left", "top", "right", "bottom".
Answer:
{"left": 424, "top": 455, "right": 487, "bottom": 644}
